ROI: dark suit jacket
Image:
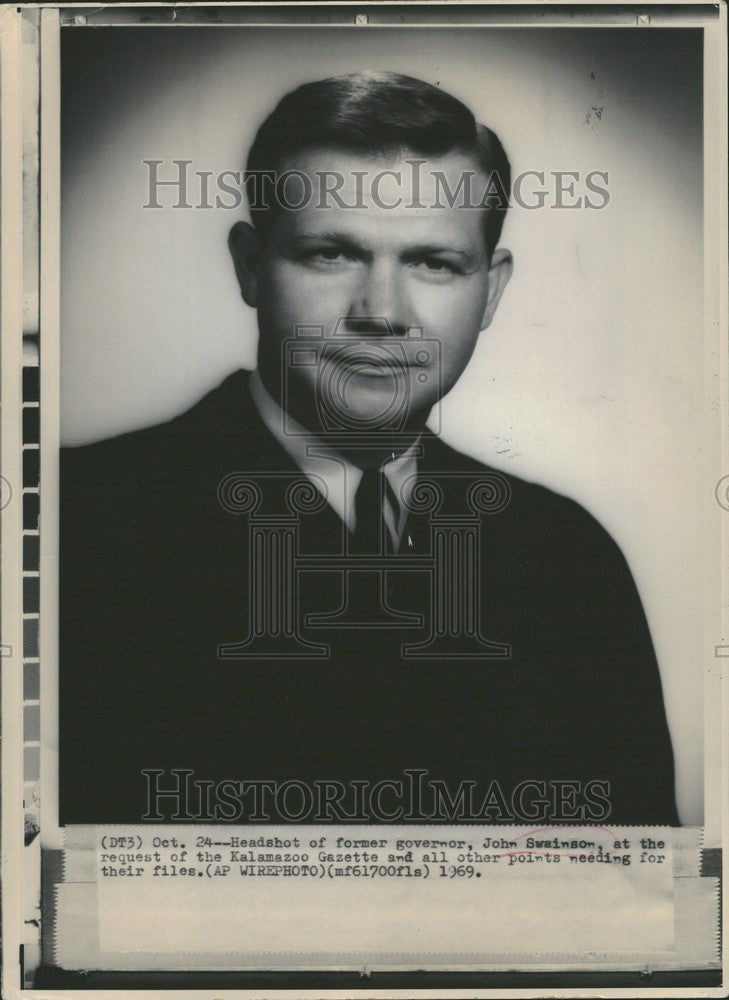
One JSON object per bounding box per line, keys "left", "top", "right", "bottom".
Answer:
{"left": 60, "top": 369, "right": 678, "bottom": 825}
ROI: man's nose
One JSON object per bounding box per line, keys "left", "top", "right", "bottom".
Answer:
{"left": 343, "top": 260, "right": 410, "bottom": 337}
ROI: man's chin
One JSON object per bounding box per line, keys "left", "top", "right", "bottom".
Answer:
{"left": 315, "top": 377, "right": 429, "bottom": 424}
{"left": 315, "top": 406, "right": 431, "bottom": 453}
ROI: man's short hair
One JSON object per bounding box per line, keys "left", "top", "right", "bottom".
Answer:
{"left": 245, "top": 71, "right": 511, "bottom": 259}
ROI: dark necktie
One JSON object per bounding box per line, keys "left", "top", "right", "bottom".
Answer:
{"left": 352, "top": 466, "right": 386, "bottom": 554}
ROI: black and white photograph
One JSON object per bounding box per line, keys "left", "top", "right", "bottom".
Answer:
{"left": 1, "top": 1, "right": 726, "bottom": 994}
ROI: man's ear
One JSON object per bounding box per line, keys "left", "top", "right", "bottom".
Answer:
{"left": 480, "top": 247, "right": 513, "bottom": 330}
{"left": 228, "top": 221, "right": 259, "bottom": 308}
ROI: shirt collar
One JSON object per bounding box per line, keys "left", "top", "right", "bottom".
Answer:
{"left": 249, "top": 369, "right": 419, "bottom": 539}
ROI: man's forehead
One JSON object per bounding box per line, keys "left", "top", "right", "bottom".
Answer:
{"left": 285, "top": 146, "right": 485, "bottom": 195}
{"left": 273, "top": 147, "right": 489, "bottom": 246}
{"left": 280, "top": 211, "right": 484, "bottom": 251}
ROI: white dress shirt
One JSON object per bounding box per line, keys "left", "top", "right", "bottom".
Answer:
{"left": 249, "top": 370, "right": 419, "bottom": 550}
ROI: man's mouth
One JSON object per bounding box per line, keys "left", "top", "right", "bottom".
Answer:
{"left": 325, "top": 348, "right": 412, "bottom": 378}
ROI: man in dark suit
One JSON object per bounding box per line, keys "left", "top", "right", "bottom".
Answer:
{"left": 60, "top": 72, "right": 678, "bottom": 825}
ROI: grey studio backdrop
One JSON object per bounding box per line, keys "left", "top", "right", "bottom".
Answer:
{"left": 60, "top": 26, "right": 705, "bottom": 824}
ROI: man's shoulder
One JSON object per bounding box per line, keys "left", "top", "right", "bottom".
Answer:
{"left": 422, "top": 431, "right": 580, "bottom": 515}
{"left": 60, "top": 369, "right": 264, "bottom": 532}
{"left": 61, "top": 369, "right": 258, "bottom": 481}
{"left": 423, "top": 431, "right": 625, "bottom": 562}
{"left": 62, "top": 369, "right": 254, "bottom": 466}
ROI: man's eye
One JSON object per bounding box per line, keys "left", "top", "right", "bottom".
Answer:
{"left": 413, "top": 258, "right": 459, "bottom": 277}
{"left": 316, "top": 249, "right": 345, "bottom": 261}
{"left": 301, "top": 249, "right": 354, "bottom": 267}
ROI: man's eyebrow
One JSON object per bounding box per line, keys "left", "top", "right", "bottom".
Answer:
{"left": 289, "top": 233, "right": 477, "bottom": 257}
{"left": 402, "top": 242, "right": 474, "bottom": 257}
{"left": 289, "top": 232, "right": 366, "bottom": 250}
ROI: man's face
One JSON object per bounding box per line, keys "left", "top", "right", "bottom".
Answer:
{"left": 234, "top": 148, "right": 512, "bottom": 439}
